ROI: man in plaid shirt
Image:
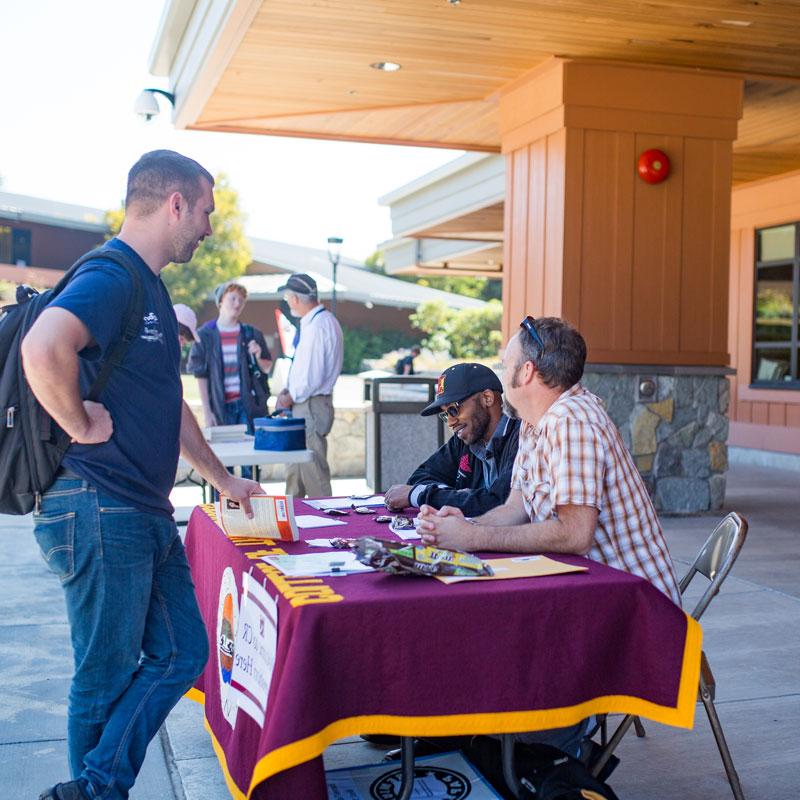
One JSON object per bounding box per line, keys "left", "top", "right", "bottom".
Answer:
{"left": 418, "top": 315, "right": 680, "bottom": 604}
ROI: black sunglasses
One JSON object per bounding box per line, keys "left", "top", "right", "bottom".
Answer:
{"left": 519, "top": 315, "right": 545, "bottom": 353}
{"left": 438, "top": 401, "right": 462, "bottom": 422}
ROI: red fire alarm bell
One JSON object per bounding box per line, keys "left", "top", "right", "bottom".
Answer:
{"left": 637, "top": 149, "right": 670, "bottom": 184}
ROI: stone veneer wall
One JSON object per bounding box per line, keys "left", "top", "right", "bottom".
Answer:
{"left": 581, "top": 369, "right": 731, "bottom": 514}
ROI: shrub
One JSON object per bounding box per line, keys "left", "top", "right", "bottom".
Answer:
{"left": 341, "top": 326, "right": 417, "bottom": 374}
{"left": 411, "top": 299, "right": 502, "bottom": 359}
{"left": 449, "top": 301, "right": 503, "bottom": 358}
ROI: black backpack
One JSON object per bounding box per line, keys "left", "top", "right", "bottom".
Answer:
{"left": 516, "top": 744, "right": 620, "bottom": 800}
{"left": 444, "top": 736, "right": 619, "bottom": 800}
{"left": 0, "top": 245, "right": 144, "bottom": 515}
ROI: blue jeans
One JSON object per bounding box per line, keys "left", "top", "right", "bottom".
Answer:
{"left": 222, "top": 399, "right": 254, "bottom": 481}
{"left": 33, "top": 477, "right": 209, "bottom": 799}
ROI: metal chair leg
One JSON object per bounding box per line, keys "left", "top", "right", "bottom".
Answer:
{"left": 633, "top": 716, "right": 646, "bottom": 738}
{"left": 700, "top": 676, "right": 746, "bottom": 800}
{"left": 500, "top": 734, "right": 522, "bottom": 799}
{"left": 395, "top": 737, "right": 416, "bottom": 800}
{"left": 591, "top": 714, "right": 635, "bottom": 778}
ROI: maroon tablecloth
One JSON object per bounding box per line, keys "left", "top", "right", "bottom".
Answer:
{"left": 184, "top": 500, "right": 702, "bottom": 800}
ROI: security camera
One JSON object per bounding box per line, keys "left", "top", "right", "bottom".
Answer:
{"left": 134, "top": 89, "right": 160, "bottom": 121}
{"left": 133, "top": 88, "right": 175, "bottom": 121}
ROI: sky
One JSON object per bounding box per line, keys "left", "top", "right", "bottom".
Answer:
{"left": 0, "top": 0, "right": 462, "bottom": 261}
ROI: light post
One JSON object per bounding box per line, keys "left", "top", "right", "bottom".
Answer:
{"left": 326, "top": 236, "right": 343, "bottom": 315}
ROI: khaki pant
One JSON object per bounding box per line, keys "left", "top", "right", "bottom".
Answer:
{"left": 286, "top": 395, "right": 334, "bottom": 497}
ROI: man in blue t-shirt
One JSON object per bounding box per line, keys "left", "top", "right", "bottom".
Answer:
{"left": 21, "top": 150, "right": 263, "bottom": 800}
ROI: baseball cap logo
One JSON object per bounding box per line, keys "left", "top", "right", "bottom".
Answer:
{"left": 436, "top": 373, "right": 446, "bottom": 397}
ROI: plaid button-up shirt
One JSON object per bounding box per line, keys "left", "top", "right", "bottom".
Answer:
{"left": 512, "top": 384, "right": 681, "bottom": 603}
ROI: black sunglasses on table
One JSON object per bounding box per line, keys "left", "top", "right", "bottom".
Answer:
{"left": 520, "top": 315, "right": 545, "bottom": 353}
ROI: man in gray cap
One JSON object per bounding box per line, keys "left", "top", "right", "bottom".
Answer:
{"left": 384, "top": 363, "right": 521, "bottom": 516}
{"left": 276, "top": 273, "right": 343, "bottom": 497}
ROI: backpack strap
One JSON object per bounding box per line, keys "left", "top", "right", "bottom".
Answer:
{"left": 84, "top": 248, "right": 145, "bottom": 402}
{"left": 242, "top": 323, "right": 254, "bottom": 341}
{"left": 49, "top": 246, "right": 114, "bottom": 298}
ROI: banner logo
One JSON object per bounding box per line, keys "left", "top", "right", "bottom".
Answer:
{"left": 370, "top": 766, "right": 470, "bottom": 799}
{"left": 216, "top": 567, "right": 239, "bottom": 727}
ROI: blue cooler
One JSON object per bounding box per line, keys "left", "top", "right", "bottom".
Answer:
{"left": 253, "top": 416, "right": 306, "bottom": 451}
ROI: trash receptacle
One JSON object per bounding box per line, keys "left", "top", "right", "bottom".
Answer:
{"left": 365, "top": 376, "right": 446, "bottom": 492}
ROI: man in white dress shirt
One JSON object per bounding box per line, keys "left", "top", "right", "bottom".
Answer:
{"left": 276, "top": 273, "right": 343, "bottom": 497}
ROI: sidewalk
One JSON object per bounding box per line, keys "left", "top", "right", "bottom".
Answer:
{"left": 1, "top": 465, "right": 798, "bottom": 798}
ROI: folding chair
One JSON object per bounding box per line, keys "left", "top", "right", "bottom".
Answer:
{"left": 591, "top": 512, "right": 749, "bottom": 800}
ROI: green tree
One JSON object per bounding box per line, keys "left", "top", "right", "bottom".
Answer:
{"left": 412, "top": 275, "right": 501, "bottom": 302}
{"left": 410, "top": 300, "right": 454, "bottom": 353}
{"left": 105, "top": 173, "right": 251, "bottom": 309}
{"left": 340, "top": 326, "right": 416, "bottom": 374}
{"left": 410, "top": 298, "right": 502, "bottom": 358}
{"left": 446, "top": 300, "right": 503, "bottom": 357}
{"left": 363, "top": 250, "right": 385, "bottom": 274}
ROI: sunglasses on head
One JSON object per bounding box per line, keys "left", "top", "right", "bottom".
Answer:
{"left": 519, "top": 315, "right": 545, "bottom": 353}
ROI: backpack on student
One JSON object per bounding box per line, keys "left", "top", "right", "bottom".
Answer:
{"left": 0, "top": 246, "right": 144, "bottom": 515}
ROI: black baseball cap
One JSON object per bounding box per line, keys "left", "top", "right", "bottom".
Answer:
{"left": 420, "top": 363, "right": 503, "bottom": 416}
{"left": 278, "top": 273, "right": 318, "bottom": 296}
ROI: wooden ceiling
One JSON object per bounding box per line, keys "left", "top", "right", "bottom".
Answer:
{"left": 736, "top": 82, "right": 800, "bottom": 183}
{"left": 418, "top": 243, "right": 504, "bottom": 273}
{"left": 412, "top": 202, "right": 505, "bottom": 241}
{"left": 187, "top": 0, "right": 800, "bottom": 184}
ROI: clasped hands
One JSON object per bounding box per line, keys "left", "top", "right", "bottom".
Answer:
{"left": 417, "top": 504, "right": 476, "bottom": 551}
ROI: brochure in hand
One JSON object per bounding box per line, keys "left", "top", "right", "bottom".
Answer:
{"left": 217, "top": 495, "right": 299, "bottom": 541}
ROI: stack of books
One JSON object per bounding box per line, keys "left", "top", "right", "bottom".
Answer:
{"left": 203, "top": 424, "right": 249, "bottom": 443}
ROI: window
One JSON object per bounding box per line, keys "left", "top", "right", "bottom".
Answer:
{"left": 0, "top": 225, "right": 32, "bottom": 266}
{"left": 753, "top": 223, "right": 799, "bottom": 387}
{"left": 0, "top": 226, "right": 11, "bottom": 263}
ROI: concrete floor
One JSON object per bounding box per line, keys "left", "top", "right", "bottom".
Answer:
{"left": 1, "top": 464, "right": 797, "bottom": 799}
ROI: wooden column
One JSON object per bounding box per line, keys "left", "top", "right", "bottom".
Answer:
{"left": 499, "top": 59, "right": 743, "bottom": 366}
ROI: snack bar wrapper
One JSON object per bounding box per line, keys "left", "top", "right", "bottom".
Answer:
{"left": 354, "top": 536, "right": 494, "bottom": 578}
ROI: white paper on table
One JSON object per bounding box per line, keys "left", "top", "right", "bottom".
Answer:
{"left": 393, "top": 529, "right": 421, "bottom": 541}
{"left": 262, "top": 552, "right": 373, "bottom": 577}
{"left": 294, "top": 514, "right": 347, "bottom": 529}
{"left": 229, "top": 572, "right": 278, "bottom": 728}
{"left": 304, "top": 538, "right": 343, "bottom": 548}
{"left": 347, "top": 495, "right": 385, "bottom": 506}
{"left": 304, "top": 495, "right": 385, "bottom": 510}
{"left": 390, "top": 516, "right": 422, "bottom": 540}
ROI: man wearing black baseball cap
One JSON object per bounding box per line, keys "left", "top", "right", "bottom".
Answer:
{"left": 275, "top": 272, "right": 343, "bottom": 497}
{"left": 384, "top": 363, "right": 521, "bottom": 516}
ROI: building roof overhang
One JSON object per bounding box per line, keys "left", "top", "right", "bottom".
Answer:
{"left": 0, "top": 191, "right": 108, "bottom": 234}
{"left": 150, "top": 0, "right": 800, "bottom": 184}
